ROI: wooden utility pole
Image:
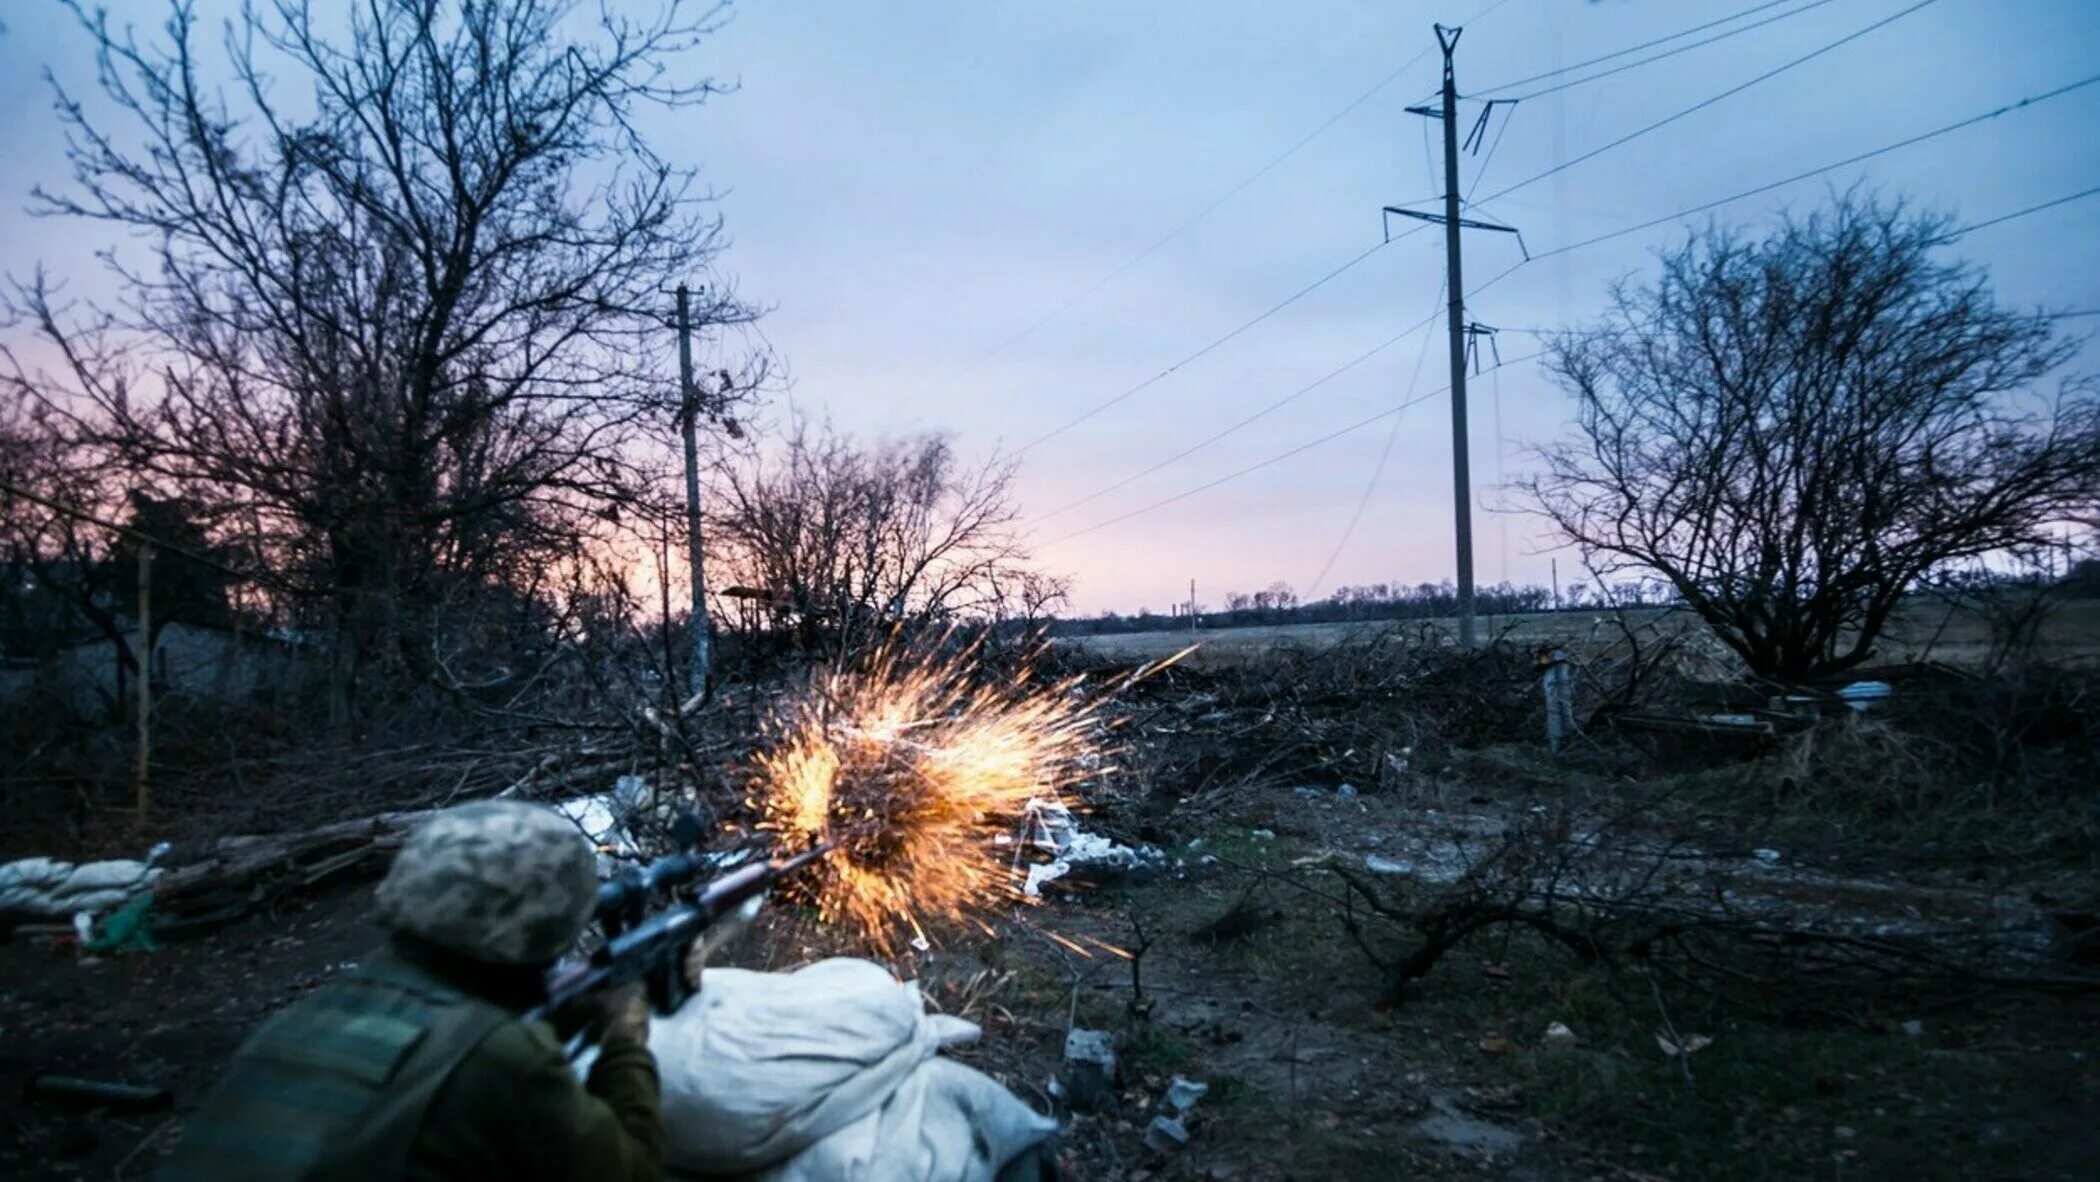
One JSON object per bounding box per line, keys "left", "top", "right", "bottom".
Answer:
{"left": 675, "top": 284, "right": 713, "bottom": 703}
{"left": 135, "top": 544, "right": 153, "bottom": 821}
{"left": 1393, "top": 25, "right": 1519, "bottom": 649}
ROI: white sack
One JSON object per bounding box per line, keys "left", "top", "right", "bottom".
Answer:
{"left": 0, "top": 857, "right": 160, "bottom": 918}
{"left": 756, "top": 1056, "right": 1058, "bottom": 1182}
{"left": 599, "top": 957, "right": 1055, "bottom": 1181}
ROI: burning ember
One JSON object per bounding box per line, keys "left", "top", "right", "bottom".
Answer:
{"left": 750, "top": 636, "right": 1158, "bottom": 954}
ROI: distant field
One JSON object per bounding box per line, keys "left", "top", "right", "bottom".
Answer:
{"left": 1065, "top": 597, "right": 2100, "bottom": 668}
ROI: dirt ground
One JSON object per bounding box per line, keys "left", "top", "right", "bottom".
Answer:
{"left": 5, "top": 761, "right": 2096, "bottom": 1181}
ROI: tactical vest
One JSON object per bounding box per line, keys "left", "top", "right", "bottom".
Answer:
{"left": 158, "top": 955, "right": 511, "bottom": 1182}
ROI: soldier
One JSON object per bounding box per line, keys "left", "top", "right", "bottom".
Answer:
{"left": 160, "top": 801, "right": 664, "bottom": 1181}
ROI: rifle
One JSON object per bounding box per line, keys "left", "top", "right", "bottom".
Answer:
{"left": 531, "top": 820, "right": 832, "bottom": 1024}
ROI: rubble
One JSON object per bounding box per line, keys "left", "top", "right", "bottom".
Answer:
{"left": 1020, "top": 802, "right": 1167, "bottom": 897}
{"left": 1061, "top": 1028, "right": 1118, "bottom": 1112}
{"left": 1143, "top": 1115, "right": 1191, "bottom": 1153}
{"left": 1165, "top": 1075, "right": 1209, "bottom": 1114}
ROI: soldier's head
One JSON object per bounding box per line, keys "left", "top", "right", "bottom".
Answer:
{"left": 375, "top": 801, "right": 598, "bottom": 966}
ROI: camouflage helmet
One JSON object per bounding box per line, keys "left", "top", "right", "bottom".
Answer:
{"left": 375, "top": 801, "right": 598, "bottom": 965}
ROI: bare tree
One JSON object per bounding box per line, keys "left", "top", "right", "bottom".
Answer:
{"left": 7, "top": 0, "right": 752, "bottom": 720}
{"left": 1526, "top": 194, "right": 2100, "bottom": 682}
{"left": 709, "top": 421, "right": 1043, "bottom": 651}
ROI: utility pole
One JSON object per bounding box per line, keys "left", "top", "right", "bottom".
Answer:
{"left": 1393, "top": 24, "right": 1519, "bottom": 649}
{"left": 1188, "top": 579, "right": 1197, "bottom": 634}
{"left": 674, "top": 284, "right": 712, "bottom": 704}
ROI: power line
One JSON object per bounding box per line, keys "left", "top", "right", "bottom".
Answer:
{"left": 1016, "top": 231, "right": 1425, "bottom": 454}
{"left": 1472, "top": 0, "right": 1805, "bottom": 96}
{"left": 1951, "top": 185, "right": 2100, "bottom": 237}
{"left": 1492, "top": 0, "right": 1846, "bottom": 103}
{"left": 1045, "top": 350, "right": 1546, "bottom": 546}
{"left": 953, "top": 0, "right": 1519, "bottom": 381}
{"left": 1464, "top": 71, "right": 2100, "bottom": 299}
{"left": 1035, "top": 297, "right": 1444, "bottom": 520}
{"left": 1472, "top": 0, "right": 1941, "bottom": 209}
{"left": 1305, "top": 286, "right": 1445, "bottom": 596}
{"left": 0, "top": 476, "right": 247, "bottom": 580}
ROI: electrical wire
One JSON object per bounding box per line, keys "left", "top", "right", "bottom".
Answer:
{"left": 1045, "top": 350, "right": 1546, "bottom": 546}
{"left": 1035, "top": 291, "right": 1447, "bottom": 520}
{"left": 1016, "top": 230, "right": 1427, "bottom": 454}
{"left": 1471, "top": 0, "right": 1805, "bottom": 96}
{"left": 1950, "top": 185, "right": 2100, "bottom": 237}
{"left": 1463, "top": 71, "right": 2100, "bottom": 302}
{"left": 1491, "top": 0, "right": 1846, "bottom": 102}
{"left": 952, "top": 0, "right": 1519, "bottom": 382}
{"left": 1472, "top": 0, "right": 1941, "bottom": 210}
{"left": 1304, "top": 288, "right": 1444, "bottom": 596}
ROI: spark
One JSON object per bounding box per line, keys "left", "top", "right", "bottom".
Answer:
{"left": 751, "top": 634, "right": 1123, "bottom": 955}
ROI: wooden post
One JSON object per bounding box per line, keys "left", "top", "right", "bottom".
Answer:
{"left": 136, "top": 544, "right": 154, "bottom": 822}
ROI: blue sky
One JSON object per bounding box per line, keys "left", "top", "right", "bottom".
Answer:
{"left": 4, "top": 0, "right": 2098, "bottom": 613}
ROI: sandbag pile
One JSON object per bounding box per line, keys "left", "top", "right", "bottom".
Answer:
{"left": 592, "top": 957, "right": 1057, "bottom": 1181}
{"left": 0, "top": 855, "right": 163, "bottom": 919}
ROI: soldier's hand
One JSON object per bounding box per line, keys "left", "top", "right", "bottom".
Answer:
{"left": 589, "top": 981, "right": 651, "bottom": 1048}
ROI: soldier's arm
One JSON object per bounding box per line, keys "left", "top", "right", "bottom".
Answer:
{"left": 433, "top": 1020, "right": 666, "bottom": 1182}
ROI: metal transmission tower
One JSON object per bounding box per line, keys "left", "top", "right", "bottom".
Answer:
{"left": 1387, "top": 24, "right": 1519, "bottom": 648}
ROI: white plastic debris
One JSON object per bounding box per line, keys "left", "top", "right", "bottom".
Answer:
{"left": 552, "top": 776, "right": 655, "bottom": 866}
{"left": 1365, "top": 854, "right": 1413, "bottom": 876}
{"left": 1837, "top": 680, "right": 1892, "bottom": 711}
{"left": 1900, "top": 1019, "right": 1924, "bottom": 1038}
{"left": 1165, "top": 1075, "right": 1209, "bottom": 1113}
{"left": 1543, "top": 1022, "right": 1577, "bottom": 1044}
{"left": 1143, "top": 1115, "right": 1191, "bottom": 1153}
{"left": 1336, "top": 783, "right": 1359, "bottom": 799}
{"left": 1753, "top": 848, "right": 1783, "bottom": 865}
{"left": 1250, "top": 829, "right": 1276, "bottom": 842}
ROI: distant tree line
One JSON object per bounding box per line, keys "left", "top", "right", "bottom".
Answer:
{"left": 1054, "top": 577, "right": 1678, "bottom": 637}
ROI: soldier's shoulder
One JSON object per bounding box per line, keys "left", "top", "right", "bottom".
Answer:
{"left": 460, "top": 1012, "right": 567, "bottom": 1071}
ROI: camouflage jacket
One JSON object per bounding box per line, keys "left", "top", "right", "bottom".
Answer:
{"left": 160, "top": 940, "right": 665, "bottom": 1182}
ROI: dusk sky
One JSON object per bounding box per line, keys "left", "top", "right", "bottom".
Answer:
{"left": 4, "top": 0, "right": 2097, "bottom": 614}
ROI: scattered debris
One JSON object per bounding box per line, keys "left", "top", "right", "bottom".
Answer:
{"left": 1021, "top": 802, "right": 1167, "bottom": 897}
{"left": 1543, "top": 1021, "right": 1577, "bottom": 1044}
{"left": 1754, "top": 847, "right": 1783, "bottom": 865}
{"left": 1655, "top": 1032, "right": 1713, "bottom": 1057}
{"left": 1165, "top": 1075, "right": 1209, "bottom": 1114}
{"left": 1061, "top": 1028, "right": 1118, "bottom": 1112}
{"left": 1477, "top": 1036, "right": 1515, "bottom": 1055}
{"left": 1335, "top": 783, "right": 1359, "bottom": 799}
{"left": 1900, "top": 1019, "right": 1924, "bottom": 1038}
{"left": 1364, "top": 854, "right": 1412, "bottom": 876}
{"left": 1249, "top": 829, "right": 1275, "bottom": 842}
{"left": 1143, "top": 1115, "right": 1192, "bottom": 1153}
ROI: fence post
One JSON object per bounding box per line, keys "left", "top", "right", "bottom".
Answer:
{"left": 1540, "top": 645, "right": 1575, "bottom": 753}
{"left": 136, "top": 544, "right": 154, "bottom": 822}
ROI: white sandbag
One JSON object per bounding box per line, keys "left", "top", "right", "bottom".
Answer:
{"left": 0, "top": 857, "right": 159, "bottom": 918}
{"left": 61, "top": 860, "right": 161, "bottom": 894}
{"left": 757, "top": 1057, "right": 1058, "bottom": 1182}
{"left": 0, "top": 857, "right": 73, "bottom": 893}
{"left": 594, "top": 956, "right": 1055, "bottom": 1181}
{"left": 651, "top": 958, "right": 969, "bottom": 1173}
